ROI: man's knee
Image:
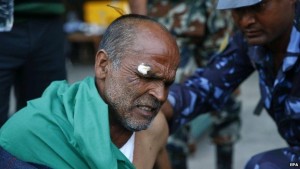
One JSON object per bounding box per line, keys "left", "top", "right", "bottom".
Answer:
{"left": 245, "top": 155, "right": 281, "bottom": 169}
{"left": 245, "top": 148, "right": 293, "bottom": 169}
{"left": 245, "top": 153, "right": 262, "bottom": 169}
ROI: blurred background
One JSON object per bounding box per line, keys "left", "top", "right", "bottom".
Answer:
{"left": 8, "top": 0, "right": 288, "bottom": 168}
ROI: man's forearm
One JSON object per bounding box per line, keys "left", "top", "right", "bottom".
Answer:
{"left": 128, "top": 0, "right": 148, "bottom": 15}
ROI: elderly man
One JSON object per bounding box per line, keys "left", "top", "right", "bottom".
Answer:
{"left": 162, "top": 0, "right": 300, "bottom": 168}
{"left": 0, "top": 14, "right": 179, "bottom": 169}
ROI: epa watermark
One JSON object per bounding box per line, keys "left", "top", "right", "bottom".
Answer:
{"left": 290, "top": 162, "right": 300, "bottom": 167}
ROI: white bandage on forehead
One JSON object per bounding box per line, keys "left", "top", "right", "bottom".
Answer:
{"left": 137, "top": 63, "right": 151, "bottom": 75}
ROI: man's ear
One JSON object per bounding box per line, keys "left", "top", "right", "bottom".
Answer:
{"left": 95, "top": 49, "right": 109, "bottom": 79}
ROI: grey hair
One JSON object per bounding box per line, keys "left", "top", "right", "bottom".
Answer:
{"left": 99, "top": 14, "right": 169, "bottom": 69}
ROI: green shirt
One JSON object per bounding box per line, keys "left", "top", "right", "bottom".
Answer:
{"left": 0, "top": 77, "right": 135, "bottom": 169}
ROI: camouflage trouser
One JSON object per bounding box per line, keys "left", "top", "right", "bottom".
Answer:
{"left": 210, "top": 95, "right": 241, "bottom": 145}
{"left": 245, "top": 147, "right": 300, "bottom": 169}
{"left": 205, "top": 93, "right": 241, "bottom": 169}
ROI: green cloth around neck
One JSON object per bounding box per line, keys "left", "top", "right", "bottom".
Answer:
{"left": 0, "top": 77, "right": 135, "bottom": 169}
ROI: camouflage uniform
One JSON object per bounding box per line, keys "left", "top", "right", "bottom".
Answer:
{"left": 147, "top": 0, "right": 234, "bottom": 82}
{"left": 147, "top": 1, "right": 241, "bottom": 169}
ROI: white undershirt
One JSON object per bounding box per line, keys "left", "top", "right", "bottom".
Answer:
{"left": 119, "top": 132, "right": 135, "bottom": 162}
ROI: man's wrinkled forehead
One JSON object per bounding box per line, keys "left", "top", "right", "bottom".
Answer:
{"left": 217, "top": 0, "right": 262, "bottom": 9}
{"left": 129, "top": 50, "right": 178, "bottom": 76}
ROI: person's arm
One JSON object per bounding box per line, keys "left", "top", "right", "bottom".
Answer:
{"left": 133, "top": 112, "right": 171, "bottom": 169}
{"left": 165, "top": 32, "right": 255, "bottom": 133}
{"left": 128, "top": 0, "right": 148, "bottom": 15}
{"left": 160, "top": 100, "right": 173, "bottom": 122}
{"left": 152, "top": 112, "right": 171, "bottom": 169}
{"left": 153, "top": 146, "right": 171, "bottom": 169}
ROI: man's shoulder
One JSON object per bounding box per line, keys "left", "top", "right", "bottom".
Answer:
{"left": 149, "top": 112, "right": 168, "bottom": 135}
{"left": 137, "top": 112, "right": 169, "bottom": 144}
{"left": 39, "top": 77, "right": 96, "bottom": 102}
{"left": 133, "top": 112, "right": 169, "bottom": 168}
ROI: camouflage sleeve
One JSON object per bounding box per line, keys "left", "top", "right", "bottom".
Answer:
{"left": 168, "top": 32, "right": 255, "bottom": 130}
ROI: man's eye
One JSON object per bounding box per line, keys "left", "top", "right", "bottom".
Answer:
{"left": 143, "top": 77, "right": 153, "bottom": 81}
{"left": 254, "top": 1, "right": 268, "bottom": 11}
{"left": 138, "top": 75, "right": 153, "bottom": 82}
{"left": 258, "top": 3, "right": 266, "bottom": 9}
{"left": 165, "top": 80, "right": 174, "bottom": 88}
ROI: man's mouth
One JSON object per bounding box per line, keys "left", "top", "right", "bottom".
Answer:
{"left": 244, "top": 29, "right": 262, "bottom": 38}
{"left": 134, "top": 98, "right": 161, "bottom": 117}
{"left": 137, "top": 105, "right": 155, "bottom": 112}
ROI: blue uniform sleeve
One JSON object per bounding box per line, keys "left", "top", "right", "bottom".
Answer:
{"left": 169, "top": 31, "right": 255, "bottom": 130}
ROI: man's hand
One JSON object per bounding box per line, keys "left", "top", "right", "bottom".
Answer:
{"left": 160, "top": 100, "right": 174, "bottom": 122}
{"left": 128, "top": 0, "right": 148, "bottom": 15}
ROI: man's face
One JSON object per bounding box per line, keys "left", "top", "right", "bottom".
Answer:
{"left": 231, "top": 0, "right": 296, "bottom": 45}
{"left": 101, "top": 24, "right": 179, "bottom": 131}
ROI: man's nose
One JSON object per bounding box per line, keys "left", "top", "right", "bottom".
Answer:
{"left": 240, "top": 12, "right": 256, "bottom": 27}
{"left": 148, "top": 82, "right": 168, "bottom": 103}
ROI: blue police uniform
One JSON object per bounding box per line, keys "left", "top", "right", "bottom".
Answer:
{"left": 168, "top": 1, "right": 300, "bottom": 168}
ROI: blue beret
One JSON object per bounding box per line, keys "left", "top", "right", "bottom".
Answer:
{"left": 217, "top": 0, "right": 262, "bottom": 9}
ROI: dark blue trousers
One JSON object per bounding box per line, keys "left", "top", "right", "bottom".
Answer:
{"left": 0, "top": 17, "right": 67, "bottom": 126}
{"left": 245, "top": 147, "right": 300, "bottom": 169}
{"left": 0, "top": 146, "right": 50, "bottom": 169}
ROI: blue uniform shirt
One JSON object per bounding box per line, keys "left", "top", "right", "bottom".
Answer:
{"left": 169, "top": 3, "right": 300, "bottom": 146}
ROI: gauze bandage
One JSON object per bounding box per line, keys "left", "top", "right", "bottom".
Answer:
{"left": 137, "top": 63, "right": 151, "bottom": 75}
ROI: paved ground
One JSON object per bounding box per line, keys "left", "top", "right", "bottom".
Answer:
{"left": 187, "top": 72, "right": 287, "bottom": 169}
